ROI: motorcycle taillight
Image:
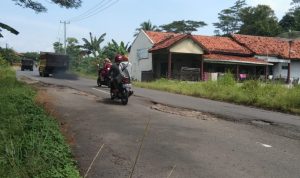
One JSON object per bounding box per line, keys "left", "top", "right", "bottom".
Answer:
{"left": 122, "top": 77, "right": 130, "bottom": 84}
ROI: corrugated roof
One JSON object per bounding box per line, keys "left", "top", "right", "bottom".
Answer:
{"left": 203, "top": 54, "right": 272, "bottom": 65}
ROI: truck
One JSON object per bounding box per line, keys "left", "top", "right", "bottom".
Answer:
{"left": 21, "top": 58, "right": 34, "bottom": 71}
{"left": 39, "top": 52, "right": 69, "bottom": 77}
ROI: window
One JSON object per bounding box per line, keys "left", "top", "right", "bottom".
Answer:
{"left": 137, "top": 48, "right": 149, "bottom": 60}
{"left": 282, "top": 65, "right": 289, "bottom": 70}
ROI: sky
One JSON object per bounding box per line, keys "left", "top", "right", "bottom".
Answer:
{"left": 0, "top": 0, "right": 292, "bottom": 53}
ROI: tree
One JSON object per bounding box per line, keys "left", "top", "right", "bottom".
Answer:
{"left": 160, "top": 20, "right": 207, "bottom": 34}
{"left": 12, "top": 0, "right": 81, "bottom": 13}
{"left": 134, "top": 20, "right": 160, "bottom": 37}
{"left": 66, "top": 37, "right": 82, "bottom": 68}
{"left": 81, "top": 32, "right": 106, "bottom": 58}
{"left": 279, "top": 13, "right": 296, "bottom": 32}
{"left": 53, "top": 41, "right": 64, "bottom": 54}
{"left": 213, "top": 0, "right": 247, "bottom": 35}
{"left": 0, "top": 48, "right": 21, "bottom": 64}
{"left": 291, "top": 0, "right": 300, "bottom": 9}
{"left": 239, "top": 5, "right": 281, "bottom": 36}
{"left": 22, "top": 52, "right": 39, "bottom": 61}
{"left": 102, "top": 40, "right": 130, "bottom": 60}
{"left": 0, "top": 22, "right": 19, "bottom": 38}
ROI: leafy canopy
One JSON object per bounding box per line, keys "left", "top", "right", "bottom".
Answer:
{"left": 160, "top": 20, "right": 207, "bottom": 34}
{"left": 239, "top": 5, "right": 281, "bottom": 36}
{"left": 213, "top": 0, "right": 247, "bottom": 35}
{"left": 12, "top": 0, "right": 82, "bottom": 13}
{"left": 0, "top": 22, "right": 19, "bottom": 38}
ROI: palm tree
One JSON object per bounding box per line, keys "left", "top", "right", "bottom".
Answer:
{"left": 82, "top": 32, "right": 106, "bottom": 57}
{"left": 134, "top": 20, "right": 160, "bottom": 37}
{"left": 0, "top": 22, "right": 19, "bottom": 38}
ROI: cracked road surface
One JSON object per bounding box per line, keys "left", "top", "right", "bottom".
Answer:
{"left": 18, "top": 69, "right": 300, "bottom": 178}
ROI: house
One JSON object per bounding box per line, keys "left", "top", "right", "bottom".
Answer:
{"left": 231, "top": 34, "right": 300, "bottom": 82}
{"left": 129, "top": 30, "right": 273, "bottom": 81}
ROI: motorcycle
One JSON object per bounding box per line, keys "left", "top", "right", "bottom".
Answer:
{"left": 97, "top": 65, "right": 111, "bottom": 87}
{"left": 110, "top": 76, "right": 133, "bottom": 105}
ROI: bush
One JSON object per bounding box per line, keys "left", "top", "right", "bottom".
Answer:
{"left": 0, "top": 66, "right": 80, "bottom": 178}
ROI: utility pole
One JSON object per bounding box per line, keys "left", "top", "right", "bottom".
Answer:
{"left": 60, "top": 20, "right": 70, "bottom": 54}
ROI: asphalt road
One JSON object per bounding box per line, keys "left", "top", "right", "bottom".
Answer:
{"left": 17, "top": 69, "right": 300, "bottom": 178}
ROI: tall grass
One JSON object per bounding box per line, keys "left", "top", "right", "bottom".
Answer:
{"left": 134, "top": 74, "right": 300, "bottom": 114}
{"left": 0, "top": 64, "right": 80, "bottom": 177}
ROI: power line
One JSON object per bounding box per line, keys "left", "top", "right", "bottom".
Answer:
{"left": 71, "top": 0, "right": 119, "bottom": 22}
{"left": 69, "top": 0, "right": 120, "bottom": 22}
{"left": 68, "top": 0, "right": 108, "bottom": 22}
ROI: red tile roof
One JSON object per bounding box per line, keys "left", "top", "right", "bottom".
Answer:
{"left": 203, "top": 54, "right": 272, "bottom": 65}
{"left": 231, "top": 34, "right": 293, "bottom": 59}
{"left": 145, "top": 31, "right": 179, "bottom": 44}
{"left": 193, "top": 35, "right": 252, "bottom": 55}
{"left": 290, "top": 40, "right": 300, "bottom": 59}
{"left": 146, "top": 31, "right": 252, "bottom": 55}
{"left": 149, "top": 34, "right": 188, "bottom": 52}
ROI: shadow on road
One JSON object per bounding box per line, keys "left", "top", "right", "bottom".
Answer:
{"left": 98, "top": 98, "right": 125, "bottom": 106}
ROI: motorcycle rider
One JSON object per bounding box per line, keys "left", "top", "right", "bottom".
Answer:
{"left": 119, "top": 55, "right": 132, "bottom": 81}
{"left": 109, "top": 54, "right": 123, "bottom": 93}
{"left": 109, "top": 54, "right": 133, "bottom": 95}
{"left": 100, "top": 58, "right": 112, "bottom": 81}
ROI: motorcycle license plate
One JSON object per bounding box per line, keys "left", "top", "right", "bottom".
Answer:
{"left": 123, "top": 84, "right": 132, "bottom": 88}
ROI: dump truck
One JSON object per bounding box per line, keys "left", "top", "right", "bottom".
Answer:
{"left": 21, "top": 58, "right": 34, "bottom": 71}
{"left": 39, "top": 52, "right": 69, "bottom": 77}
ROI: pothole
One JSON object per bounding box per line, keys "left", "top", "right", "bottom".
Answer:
{"left": 151, "top": 103, "right": 216, "bottom": 121}
{"left": 251, "top": 120, "right": 273, "bottom": 126}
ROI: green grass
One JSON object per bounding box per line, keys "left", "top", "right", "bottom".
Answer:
{"left": 0, "top": 65, "right": 81, "bottom": 177}
{"left": 134, "top": 75, "right": 300, "bottom": 114}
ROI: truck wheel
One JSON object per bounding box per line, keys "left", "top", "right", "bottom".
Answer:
{"left": 39, "top": 72, "right": 42, "bottom": 77}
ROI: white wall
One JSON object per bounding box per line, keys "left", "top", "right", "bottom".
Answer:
{"left": 272, "top": 63, "right": 289, "bottom": 78}
{"left": 291, "top": 61, "right": 300, "bottom": 79}
{"left": 255, "top": 55, "right": 290, "bottom": 79}
{"left": 128, "top": 30, "right": 153, "bottom": 81}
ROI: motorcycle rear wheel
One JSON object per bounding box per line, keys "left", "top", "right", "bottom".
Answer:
{"left": 121, "top": 90, "right": 128, "bottom": 105}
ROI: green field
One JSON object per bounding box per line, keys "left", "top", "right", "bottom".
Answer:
{"left": 134, "top": 75, "right": 300, "bottom": 114}
{"left": 0, "top": 62, "right": 80, "bottom": 177}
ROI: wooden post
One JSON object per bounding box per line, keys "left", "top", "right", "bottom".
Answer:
{"left": 168, "top": 52, "right": 172, "bottom": 79}
{"left": 236, "top": 65, "right": 239, "bottom": 81}
{"left": 287, "top": 63, "right": 291, "bottom": 84}
{"left": 201, "top": 58, "right": 204, "bottom": 81}
{"left": 265, "top": 65, "right": 268, "bottom": 81}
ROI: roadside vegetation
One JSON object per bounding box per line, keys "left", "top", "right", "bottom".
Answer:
{"left": 0, "top": 55, "right": 80, "bottom": 177}
{"left": 134, "top": 74, "right": 300, "bottom": 114}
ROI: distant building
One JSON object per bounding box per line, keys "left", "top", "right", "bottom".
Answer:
{"left": 231, "top": 34, "right": 300, "bottom": 82}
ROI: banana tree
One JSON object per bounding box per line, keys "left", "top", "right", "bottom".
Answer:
{"left": 102, "top": 39, "right": 130, "bottom": 60}
{"left": 81, "top": 32, "right": 106, "bottom": 58}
